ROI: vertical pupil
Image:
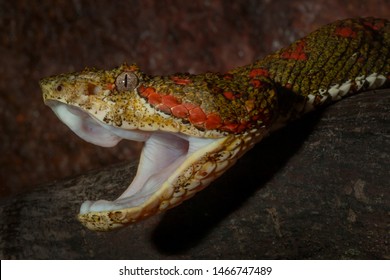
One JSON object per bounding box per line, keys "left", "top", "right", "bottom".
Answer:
{"left": 124, "top": 74, "right": 128, "bottom": 88}
{"left": 115, "top": 71, "right": 138, "bottom": 92}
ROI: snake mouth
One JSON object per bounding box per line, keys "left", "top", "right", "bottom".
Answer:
{"left": 46, "top": 101, "right": 219, "bottom": 216}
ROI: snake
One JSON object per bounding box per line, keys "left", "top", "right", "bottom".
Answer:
{"left": 40, "top": 17, "right": 389, "bottom": 231}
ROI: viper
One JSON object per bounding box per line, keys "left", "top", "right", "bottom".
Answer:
{"left": 40, "top": 17, "right": 389, "bottom": 231}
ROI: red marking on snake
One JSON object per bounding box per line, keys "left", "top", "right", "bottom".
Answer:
{"left": 249, "top": 68, "right": 269, "bottom": 78}
{"left": 161, "top": 95, "right": 180, "bottom": 107}
{"left": 138, "top": 75, "right": 271, "bottom": 133}
{"left": 183, "top": 103, "right": 198, "bottom": 111}
{"left": 220, "top": 120, "right": 251, "bottom": 133}
{"left": 171, "top": 76, "right": 192, "bottom": 85}
{"left": 147, "top": 92, "right": 162, "bottom": 106}
{"left": 171, "top": 104, "right": 189, "bottom": 118}
{"left": 138, "top": 86, "right": 160, "bottom": 105}
{"left": 106, "top": 83, "right": 115, "bottom": 90}
{"left": 204, "top": 113, "right": 222, "bottom": 130}
{"left": 155, "top": 104, "right": 171, "bottom": 114}
{"left": 363, "top": 20, "right": 385, "bottom": 31}
{"left": 188, "top": 107, "right": 207, "bottom": 125}
{"left": 281, "top": 41, "right": 307, "bottom": 61}
{"left": 223, "top": 74, "right": 234, "bottom": 80}
{"left": 236, "top": 120, "right": 250, "bottom": 133}
{"left": 221, "top": 121, "right": 238, "bottom": 132}
{"left": 223, "top": 91, "right": 235, "bottom": 100}
{"left": 334, "top": 27, "right": 357, "bottom": 38}
{"left": 138, "top": 86, "right": 155, "bottom": 98}
{"left": 250, "top": 79, "right": 261, "bottom": 88}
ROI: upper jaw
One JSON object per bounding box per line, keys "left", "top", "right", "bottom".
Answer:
{"left": 46, "top": 100, "right": 123, "bottom": 147}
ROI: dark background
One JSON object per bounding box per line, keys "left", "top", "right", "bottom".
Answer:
{"left": 0, "top": 0, "right": 389, "bottom": 197}
{"left": 0, "top": 0, "right": 389, "bottom": 260}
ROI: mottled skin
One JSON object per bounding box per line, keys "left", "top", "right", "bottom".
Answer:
{"left": 40, "top": 18, "right": 389, "bottom": 231}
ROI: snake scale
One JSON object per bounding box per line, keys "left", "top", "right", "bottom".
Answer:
{"left": 40, "top": 18, "right": 390, "bottom": 231}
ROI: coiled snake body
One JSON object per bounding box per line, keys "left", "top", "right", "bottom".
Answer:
{"left": 40, "top": 18, "right": 389, "bottom": 231}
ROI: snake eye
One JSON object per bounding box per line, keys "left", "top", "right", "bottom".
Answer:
{"left": 115, "top": 71, "right": 138, "bottom": 92}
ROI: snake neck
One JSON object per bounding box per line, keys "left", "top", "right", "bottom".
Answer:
{"left": 232, "top": 17, "right": 390, "bottom": 127}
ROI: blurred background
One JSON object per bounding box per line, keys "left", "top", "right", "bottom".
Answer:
{"left": 0, "top": 0, "right": 389, "bottom": 198}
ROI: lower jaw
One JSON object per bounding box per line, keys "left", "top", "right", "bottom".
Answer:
{"left": 77, "top": 129, "right": 267, "bottom": 231}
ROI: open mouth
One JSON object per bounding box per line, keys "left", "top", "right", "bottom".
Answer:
{"left": 46, "top": 101, "right": 219, "bottom": 215}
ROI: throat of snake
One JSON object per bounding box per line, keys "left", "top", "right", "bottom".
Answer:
{"left": 47, "top": 101, "right": 258, "bottom": 230}
{"left": 79, "top": 131, "right": 216, "bottom": 215}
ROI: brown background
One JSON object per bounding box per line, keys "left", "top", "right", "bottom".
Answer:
{"left": 0, "top": 1, "right": 389, "bottom": 196}
{"left": 0, "top": 0, "right": 389, "bottom": 260}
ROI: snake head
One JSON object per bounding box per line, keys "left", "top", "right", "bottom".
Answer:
{"left": 40, "top": 64, "right": 149, "bottom": 147}
{"left": 40, "top": 63, "right": 141, "bottom": 108}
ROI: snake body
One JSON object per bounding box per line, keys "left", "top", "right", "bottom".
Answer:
{"left": 40, "top": 18, "right": 389, "bottom": 231}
